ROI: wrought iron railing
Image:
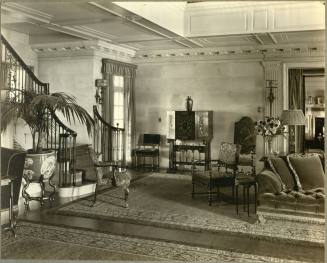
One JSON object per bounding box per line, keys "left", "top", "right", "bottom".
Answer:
{"left": 1, "top": 34, "right": 78, "bottom": 187}
{"left": 93, "top": 106, "right": 126, "bottom": 168}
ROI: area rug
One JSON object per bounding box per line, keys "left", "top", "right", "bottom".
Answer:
{"left": 52, "top": 173, "right": 325, "bottom": 247}
{"left": 1, "top": 221, "right": 310, "bottom": 262}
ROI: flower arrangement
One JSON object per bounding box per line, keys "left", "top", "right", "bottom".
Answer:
{"left": 255, "top": 117, "right": 285, "bottom": 139}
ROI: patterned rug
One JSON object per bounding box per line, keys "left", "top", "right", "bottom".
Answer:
{"left": 0, "top": 221, "right": 312, "bottom": 262}
{"left": 52, "top": 173, "right": 325, "bottom": 247}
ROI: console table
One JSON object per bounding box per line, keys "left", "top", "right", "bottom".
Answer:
{"left": 167, "top": 110, "right": 213, "bottom": 172}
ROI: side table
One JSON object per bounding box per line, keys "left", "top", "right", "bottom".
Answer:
{"left": 235, "top": 177, "right": 258, "bottom": 216}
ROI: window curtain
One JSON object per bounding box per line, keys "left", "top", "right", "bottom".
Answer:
{"left": 288, "top": 68, "right": 305, "bottom": 153}
{"left": 102, "top": 59, "right": 137, "bottom": 165}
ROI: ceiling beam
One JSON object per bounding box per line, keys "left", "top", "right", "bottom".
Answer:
{"left": 89, "top": 2, "right": 202, "bottom": 49}
{"left": 51, "top": 17, "right": 119, "bottom": 27}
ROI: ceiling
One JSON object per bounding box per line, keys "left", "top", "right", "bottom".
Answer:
{"left": 1, "top": 1, "right": 325, "bottom": 53}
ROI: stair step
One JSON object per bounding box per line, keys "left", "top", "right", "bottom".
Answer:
{"left": 58, "top": 181, "right": 96, "bottom": 198}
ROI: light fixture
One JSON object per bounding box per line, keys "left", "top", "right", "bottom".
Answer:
{"left": 281, "top": 109, "right": 306, "bottom": 153}
{"left": 266, "top": 80, "right": 278, "bottom": 117}
{"left": 95, "top": 79, "right": 108, "bottom": 105}
{"left": 281, "top": 109, "right": 306, "bottom": 126}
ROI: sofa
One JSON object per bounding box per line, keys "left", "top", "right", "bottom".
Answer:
{"left": 256, "top": 153, "right": 325, "bottom": 215}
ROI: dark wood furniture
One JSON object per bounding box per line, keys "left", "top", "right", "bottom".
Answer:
{"left": 235, "top": 177, "right": 258, "bottom": 216}
{"left": 192, "top": 142, "right": 240, "bottom": 206}
{"left": 133, "top": 134, "right": 161, "bottom": 171}
{"left": 1, "top": 147, "right": 26, "bottom": 237}
{"left": 234, "top": 116, "right": 256, "bottom": 176}
{"left": 167, "top": 111, "right": 213, "bottom": 172}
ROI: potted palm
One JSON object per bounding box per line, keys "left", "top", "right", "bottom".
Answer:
{"left": 1, "top": 88, "right": 94, "bottom": 183}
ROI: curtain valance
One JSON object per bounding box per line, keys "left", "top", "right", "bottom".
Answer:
{"left": 102, "top": 59, "right": 137, "bottom": 77}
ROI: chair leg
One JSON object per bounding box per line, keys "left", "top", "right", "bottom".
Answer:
{"left": 48, "top": 178, "right": 56, "bottom": 206}
{"left": 243, "top": 186, "right": 246, "bottom": 212}
{"left": 254, "top": 183, "right": 258, "bottom": 214}
{"left": 192, "top": 180, "right": 195, "bottom": 199}
{"left": 39, "top": 175, "right": 45, "bottom": 207}
{"left": 90, "top": 183, "right": 98, "bottom": 207}
{"left": 247, "top": 186, "right": 250, "bottom": 216}
{"left": 152, "top": 156, "right": 154, "bottom": 171}
{"left": 236, "top": 185, "right": 239, "bottom": 214}
{"left": 209, "top": 182, "right": 212, "bottom": 206}
{"left": 111, "top": 166, "right": 117, "bottom": 187}
{"left": 124, "top": 186, "right": 129, "bottom": 208}
{"left": 9, "top": 181, "right": 16, "bottom": 237}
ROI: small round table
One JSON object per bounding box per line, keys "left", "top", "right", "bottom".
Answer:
{"left": 235, "top": 177, "right": 258, "bottom": 216}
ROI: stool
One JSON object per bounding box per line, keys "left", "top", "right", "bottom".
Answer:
{"left": 235, "top": 177, "right": 257, "bottom": 216}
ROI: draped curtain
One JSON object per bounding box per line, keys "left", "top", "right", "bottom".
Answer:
{"left": 288, "top": 68, "right": 305, "bottom": 153}
{"left": 102, "top": 59, "right": 137, "bottom": 165}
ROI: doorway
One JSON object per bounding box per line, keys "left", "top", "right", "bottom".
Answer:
{"left": 303, "top": 68, "right": 325, "bottom": 152}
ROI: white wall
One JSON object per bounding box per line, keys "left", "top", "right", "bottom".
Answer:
{"left": 135, "top": 60, "right": 265, "bottom": 169}
{"left": 38, "top": 56, "right": 96, "bottom": 145}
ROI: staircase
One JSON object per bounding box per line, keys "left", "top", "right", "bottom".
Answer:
{"left": 93, "top": 105, "right": 126, "bottom": 169}
{"left": 1, "top": 35, "right": 89, "bottom": 193}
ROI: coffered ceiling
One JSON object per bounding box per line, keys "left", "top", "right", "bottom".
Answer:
{"left": 1, "top": 1, "right": 325, "bottom": 54}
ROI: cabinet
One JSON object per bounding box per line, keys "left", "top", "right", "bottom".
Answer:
{"left": 166, "top": 111, "right": 213, "bottom": 172}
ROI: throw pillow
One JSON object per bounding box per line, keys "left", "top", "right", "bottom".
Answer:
{"left": 287, "top": 153, "right": 325, "bottom": 191}
{"left": 257, "top": 170, "right": 284, "bottom": 194}
{"left": 268, "top": 157, "right": 295, "bottom": 190}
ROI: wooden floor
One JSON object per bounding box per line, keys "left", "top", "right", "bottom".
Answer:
{"left": 11, "top": 169, "right": 325, "bottom": 262}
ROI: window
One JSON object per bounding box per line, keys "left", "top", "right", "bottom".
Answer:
{"left": 112, "top": 75, "right": 124, "bottom": 128}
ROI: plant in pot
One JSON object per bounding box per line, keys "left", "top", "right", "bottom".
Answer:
{"left": 1, "top": 88, "right": 94, "bottom": 205}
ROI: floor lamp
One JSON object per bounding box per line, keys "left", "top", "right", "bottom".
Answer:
{"left": 281, "top": 109, "right": 306, "bottom": 153}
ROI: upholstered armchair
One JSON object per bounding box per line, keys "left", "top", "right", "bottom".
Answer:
{"left": 87, "top": 146, "right": 131, "bottom": 208}
{"left": 192, "top": 142, "right": 241, "bottom": 205}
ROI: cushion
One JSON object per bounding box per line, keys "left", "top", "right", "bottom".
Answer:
{"left": 257, "top": 170, "right": 284, "bottom": 194}
{"left": 268, "top": 157, "right": 295, "bottom": 190}
{"left": 218, "top": 142, "right": 241, "bottom": 165}
{"left": 287, "top": 154, "right": 325, "bottom": 191}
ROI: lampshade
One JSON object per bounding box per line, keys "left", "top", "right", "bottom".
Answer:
{"left": 281, "top": 109, "right": 306, "bottom": 125}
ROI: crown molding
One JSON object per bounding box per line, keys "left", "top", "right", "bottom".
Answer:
{"left": 133, "top": 42, "right": 325, "bottom": 64}
{"left": 31, "top": 40, "right": 136, "bottom": 60}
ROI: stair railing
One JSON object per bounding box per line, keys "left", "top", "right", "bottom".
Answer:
{"left": 93, "top": 105, "right": 126, "bottom": 169}
{"left": 1, "top": 34, "right": 78, "bottom": 187}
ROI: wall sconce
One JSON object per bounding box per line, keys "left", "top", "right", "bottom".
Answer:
{"left": 266, "top": 80, "right": 278, "bottom": 117}
{"left": 95, "top": 79, "right": 108, "bottom": 105}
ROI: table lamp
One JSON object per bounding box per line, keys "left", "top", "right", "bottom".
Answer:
{"left": 281, "top": 109, "right": 306, "bottom": 153}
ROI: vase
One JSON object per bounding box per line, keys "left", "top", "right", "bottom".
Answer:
{"left": 22, "top": 150, "right": 57, "bottom": 209}
{"left": 185, "top": 96, "right": 193, "bottom": 111}
{"left": 266, "top": 137, "right": 274, "bottom": 157}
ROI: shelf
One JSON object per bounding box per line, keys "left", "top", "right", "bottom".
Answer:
{"left": 305, "top": 104, "right": 325, "bottom": 110}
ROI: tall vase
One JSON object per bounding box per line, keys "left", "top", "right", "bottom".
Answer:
{"left": 185, "top": 96, "right": 193, "bottom": 111}
{"left": 266, "top": 137, "right": 274, "bottom": 157}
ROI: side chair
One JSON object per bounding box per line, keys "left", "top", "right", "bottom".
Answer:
{"left": 192, "top": 142, "right": 241, "bottom": 205}
{"left": 1, "top": 147, "right": 26, "bottom": 237}
{"left": 133, "top": 134, "right": 161, "bottom": 171}
{"left": 87, "top": 146, "right": 131, "bottom": 208}
{"left": 234, "top": 116, "right": 256, "bottom": 176}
